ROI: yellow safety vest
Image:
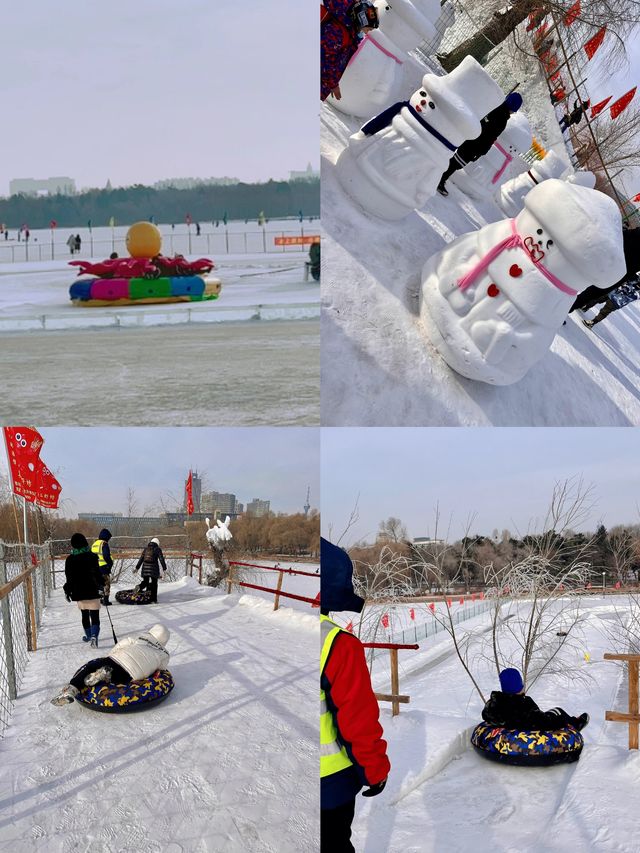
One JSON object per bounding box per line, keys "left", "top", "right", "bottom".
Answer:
{"left": 320, "top": 615, "right": 354, "bottom": 778}
{"left": 91, "top": 540, "right": 108, "bottom": 569}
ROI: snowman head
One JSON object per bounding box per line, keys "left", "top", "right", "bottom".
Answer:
{"left": 416, "top": 57, "right": 505, "bottom": 147}
{"left": 517, "top": 179, "right": 625, "bottom": 291}
{"left": 375, "top": 0, "right": 439, "bottom": 49}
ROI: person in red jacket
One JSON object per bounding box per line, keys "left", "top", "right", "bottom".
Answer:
{"left": 321, "top": 1, "right": 379, "bottom": 102}
{"left": 321, "top": 537, "right": 390, "bottom": 852}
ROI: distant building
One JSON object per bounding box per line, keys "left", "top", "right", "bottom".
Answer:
{"left": 247, "top": 498, "right": 270, "bottom": 517}
{"left": 201, "top": 490, "right": 240, "bottom": 518}
{"left": 10, "top": 176, "right": 76, "bottom": 197}
{"left": 413, "top": 537, "right": 446, "bottom": 547}
{"left": 77, "top": 513, "right": 161, "bottom": 535}
{"left": 289, "top": 163, "right": 320, "bottom": 182}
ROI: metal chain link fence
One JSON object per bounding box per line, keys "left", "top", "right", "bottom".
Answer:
{"left": 0, "top": 540, "right": 52, "bottom": 739}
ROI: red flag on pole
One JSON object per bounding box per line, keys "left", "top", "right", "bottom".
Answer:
{"left": 563, "top": 0, "right": 581, "bottom": 26}
{"left": 459, "top": 597, "right": 464, "bottom": 605}
{"left": 471, "top": 593, "right": 477, "bottom": 601}
{"left": 49, "top": 220, "right": 57, "bottom": 229}
{"left": 185, "top": 470, "right": 194, "bottom": 515}
{"left": 614, "top": 580, "right": 621, "bottom": 589}
{"left": 185, "top": 213, "right": 193, "bottom": 226}
{"left": 446, "top": 599, "right": 452, "bottom": 608}
{"left": 428, "top": 602, "right": 435, "bottom": 613}
{"left": 2, "top": 426, "right": 61, "bottom": 507}
{"left": 409, "top": 608, "right": 415, "bottom": 620}
{"left": 610, "top": 87, "right": 637, "bottom": 119}
{"left": 590, "top": 96, "right": 612, "bottom": 118}
{"left": 584, "top": 26, "right": 606, "bottom": 60}
{"left": 381, "top": 614, "right": 389, "bottom": 629}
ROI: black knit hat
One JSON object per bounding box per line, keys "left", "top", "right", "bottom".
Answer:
{"left": 71, "top": 533, "right": 88, "bottom": 549}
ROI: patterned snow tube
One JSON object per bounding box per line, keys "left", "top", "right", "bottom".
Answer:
{"left": 115, "top": 588, "right": 154, "bottom": 605}
{"left": 471, "top": 722, "right": 584, "bottom": 766}
{"left": 75, "top": 667, "right": 174, "bottom": 713}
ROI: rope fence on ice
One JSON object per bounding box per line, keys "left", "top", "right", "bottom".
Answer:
{"left": 0, "top": 540, "right": 52, "bottom": 739}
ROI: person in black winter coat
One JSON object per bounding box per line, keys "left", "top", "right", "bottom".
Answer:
{"left": 63, "top": 533, "right": 104, "bottom": 647}
{"left": 482, "top": 668, "right": 589, "bottom": 731}
{"left": 559, "top": 99, "right": 590, "bottom": 133}
{"left": 571, "top": 226, "right": 640, "bottom": 313}
{"left": 437, "top": 92, "right": 524, "bottom": 196}
{"left": 134, "top": 538, "right": 167, "bottom": 603}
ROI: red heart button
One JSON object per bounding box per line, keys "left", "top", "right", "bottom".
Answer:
{"left": 509, "top": 264, "right": 522, "bottom": 277}
{"left": 487, "top": 283, "right": 500, "bottom": 297}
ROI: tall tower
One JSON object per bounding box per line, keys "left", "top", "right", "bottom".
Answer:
{"left": 304, "top": 486, "right": 311, "bottom": 517}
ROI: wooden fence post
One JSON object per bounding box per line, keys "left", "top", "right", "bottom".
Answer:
{"left": 0, "top": 554, "right": 17, "bottom": 700}
{"left": 24, "top": 571, "right": 37, "bottom": 652}
{"left": 604, "top": 652, "right": 640, "bottom": 749}
{"left": 273, "top": 570, "right": 284, "bottom": 611}
{"left": 390, "top": 648, "right": 400, "bottom": 717}
{"left": 198, "top": 555, "right": 203, "bottom": 585}
{"left": 227, "top": 563, "right": 235, "bottom": 595}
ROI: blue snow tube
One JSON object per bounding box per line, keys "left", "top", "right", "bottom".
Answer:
{"left": 75, "top": 666, "right": 174, "bottom": 713}
{"left": 471, "top": 722, "right": 584, "bottom": 766}
{"left": 115, "top": 588, "right": 153, "bottom": 605}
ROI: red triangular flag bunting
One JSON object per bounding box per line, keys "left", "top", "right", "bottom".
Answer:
{"left": 564, "top": 0, "right": 581, "bottom": 26}
{"left": 610, "top": 87, "right": 637, "bottom": 119}
{"left": 381, "top": 613, "right": 389, "bottom": 629}
{"left": 345, "top": 620, "right": 354, "bottom": 633}
{"left": 590, "top": 96, "right": 612, "bottom": 118}
{"left": 584, "top": 26, "right": 606, "bottom": 60}
{"left": 409, "top": 608, "right": 415, "bottom": 620}
{"left": 428, "top": 602, "right": 435, "bottom": 613}
{"left": 632, "top": 193, "right": 640, "bottom": 203}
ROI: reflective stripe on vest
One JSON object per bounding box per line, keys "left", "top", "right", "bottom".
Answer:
{"left": 91, "top": 540, "right": 107, "bottom": 568}
{"left": 320, "top": 615, "right": 354, "bottom": 778}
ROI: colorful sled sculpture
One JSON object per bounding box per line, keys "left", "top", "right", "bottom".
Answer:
{"left": 70, "top": 276, "right": 221, "bottom": 306}
{"left": 115, "top": 588, "right": 154, "bottom": 605}
{"left": 75, "top": 666, "right": 174, "bottom": 713}
{"left": 471, "top": 722, "right": 584, "bottom": 766}
{"left": 69, "top": 221, "right": 222, "bottom": 307}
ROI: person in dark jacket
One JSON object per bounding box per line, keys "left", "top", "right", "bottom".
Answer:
{"left": 582, "top": 277, "right": 640, "bottom": 329}
{"left": 437, "top": 92, "right": 524, "bottom": 196}
{"left": 63, "top": 533, "right": 103, "bottom": 647}
{"left": 559, "top": 99, "right": 590, "bottom": 133}
{"left": 571, "top": 226, "right": 640, "bottom": 313}
{"left": 321, "top": 538, "right": 390, "bottom": 853}
{"left": 482, "top": 668, "right": 589, "bottom": 731}
{"left": 321, "top": 0, "right": 379, "bottom": 102}
{"left": 134, "top": 538, "right": 167, "bottom": 603}
{"left": 91, "top": 528, "right": 114, "bottom": 606}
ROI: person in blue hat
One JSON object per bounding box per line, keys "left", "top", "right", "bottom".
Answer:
{"left": 482, "top": 667, "right": 589, "bottom": 731}
{"left": 437, "top": 92, "right": 524, "bottom": 196}
{"left": 321, "top": 537, "right": 390, "bottom": 853}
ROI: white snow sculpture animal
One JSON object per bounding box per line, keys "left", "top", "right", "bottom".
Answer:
{"left": 330, "top": 0, "right": 441, "bottom": 119}
{"left": 335, "top": 56, "right": 505, "bottom": 220}
{"left": 450, "top": 111, "right": 533, "bottom": 200}
{"left": 205, "top": 516, "right": 233, "bottom": 585}
{"left": 420, "top": 179, "right": 626, "bottom": 385}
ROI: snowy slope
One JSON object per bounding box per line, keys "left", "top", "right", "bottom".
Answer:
{"left": 0, "top": 577, "right": 319, "bottom": 852}
{"left": 350, "top": 596, "right": 639, "bottom": 853}
{"left": 321, "top": 51, "right": 640, "bottom": 426}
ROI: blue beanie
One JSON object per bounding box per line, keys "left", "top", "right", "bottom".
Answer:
{"left": 321, "top": 537, "right": 365, "bottom": 613}
{"left": 505, "top": 92, "right": 523, "bottom": 112}
{"left": 499, "top": 668, "right": 524, "bottom": 694}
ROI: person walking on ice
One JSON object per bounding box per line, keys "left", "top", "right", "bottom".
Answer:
{"left": 482, "top": 668, "right": 590, "bottom": 731}
{"left": 63, "top": 533, "right": 104, "bottom": 648}
{"left": 92, "top": 528, "right": 114, "bottom": 606}
{"left": 51, "top": 624, "right": 170, "bottom": 705}
{"left": 134, "top": 538, "right": 167, "bottom": 603}
{"left": 320, "top": 537, "right": 390, "bottom": 853}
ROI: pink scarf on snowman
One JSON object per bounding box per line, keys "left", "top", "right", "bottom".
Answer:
{"left": 456, "top": 219, "right": 578, "bottom": 297}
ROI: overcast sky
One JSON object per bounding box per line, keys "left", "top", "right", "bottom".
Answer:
{"left": 0, "top": 0, "right": 318, "bottom": 195}
{"left": 321, "top": 428, "right": 640, "bottom": 545}
{"left": 0, "top": 428, "right": 319, "bottom": 518}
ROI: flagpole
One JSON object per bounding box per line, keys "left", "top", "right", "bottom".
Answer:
{"left": 23, "top": 496, "right": 28, "bottom": 549}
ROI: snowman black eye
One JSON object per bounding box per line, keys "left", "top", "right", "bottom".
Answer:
{"left": 546, "top": 239, "right": 553, "bottom": 248}
{"left": 536, "top": 229, "right": 543, "bottom": 235}
{"left": 420, "top": 91, "right": 427, "bottom": 97}
{"left": 428, "top": 101, "right": 435, "bottom": 108}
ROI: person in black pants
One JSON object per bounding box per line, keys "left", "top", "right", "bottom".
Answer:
{"left": 63, "top": 533, "right": 103, "bottom": 647}
{"left": 437, "top": 92, "right": 524, "bottom": 197}
{"left": 483, "top": 668, "right": 589, "bottom": 731}
{"left": 134, "top": 538, "right": 167, "bottom": 603}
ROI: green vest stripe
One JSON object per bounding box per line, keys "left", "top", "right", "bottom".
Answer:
{"left": 320, "top": 615, "right": 354, "bottom": 778}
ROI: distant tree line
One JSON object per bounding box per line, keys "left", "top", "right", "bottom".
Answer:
{"left": 0, "top": 179, "right": 320, "bottom": 229}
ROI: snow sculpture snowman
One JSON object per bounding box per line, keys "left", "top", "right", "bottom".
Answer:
{"left": 330, "top": 0, "right": 441, "bottom": 119}
{"left": 565, "top": 171, "right": 596, "bottom": 188}
{"left": 420, "top": 179, "right": 625, "bottom": 385}
{"left": 335, "top": 56, "right": 505, "bottom": 220}
{"left": 450, "top": 111, "right": 533, "bottom": 201}
{"left": 496, "top": 150, "right": 567, "bottom": 217}
{"left": 205, "top": 516, "right": 233, "bottom": 585}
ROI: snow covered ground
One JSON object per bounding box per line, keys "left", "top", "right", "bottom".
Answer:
{"left": 0, "top": 254, "right": 318, "bottom": 331}
{"left": 321, "top": 46, "right": 640, "bottom": 426}
{"left": 345, "top": 595, "right": 639, "bottom": 853}
{"left": 0, "top": 576, "right": 319, "bottom": 852}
